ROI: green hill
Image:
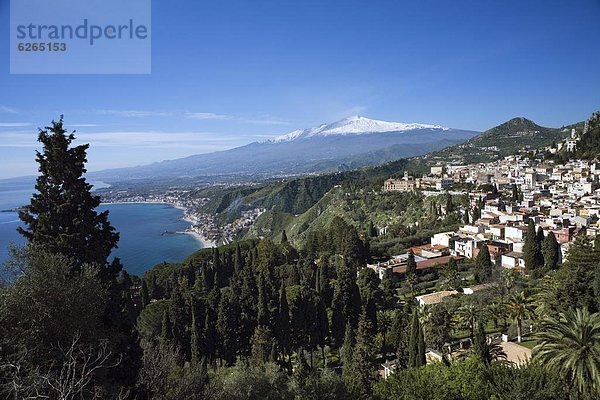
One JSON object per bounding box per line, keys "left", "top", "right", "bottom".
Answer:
{"left": 423, "top": 117, "right": 576, "bottom": 164}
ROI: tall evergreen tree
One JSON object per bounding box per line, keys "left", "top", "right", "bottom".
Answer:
{"left": 281, "top": 230, "right": 288, "bottom": 244}
{"left": 275, "top": 280, "right": 291, "bottom": 360}
{"left": 190, "top": 302, "right": 201, "bottom": 365}
{"left": 341, "top": 322, "right": 355, "bottom": 369}
{"left": 216, "top": 288, "right": 240, "bottom": 366}
{"left": 316, "top": 294, "right": 330, "bottom": 366}
{"left": 345, "top": 312, "right": 377, "bottom": 399}
{"left": 140, "top": 279, "right": 150, "bottom": 307}
{"left": 408, "top": 309, "right": 425, "bottom": 368}
{"left": 536, "top": 227, "right": 546, "bottom": 268}
{"left": 542, "top": 231, "right": 560, "bottom": 270}
{"left": 204, "top": 312, "right": 216, "bottom": 365}
{"left": 474, "top": 244, "right": 494, "bottom": 283}
{"left": 331, "top": 259, "right": 361, "bottom": 346}
{"left": 234, "top": 242, "right": 243, "bottom": 275}
{"left": 18, "top": 117, "right": 119, "bottom": 276}
{"left": 511, "top": 184, "right": 518, "bottom": 202}
{"left": 406, "top": 250, "right": 417, "bottom": 276}
{"left": 523, "top": 220, "right": 540, "bottom": 271}
{"left": 161, "top": 310, "right": 173, "bottom": 342}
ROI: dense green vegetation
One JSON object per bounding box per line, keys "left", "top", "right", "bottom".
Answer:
{"left": 2, "top": 117, "right": 600, "bottom": 399}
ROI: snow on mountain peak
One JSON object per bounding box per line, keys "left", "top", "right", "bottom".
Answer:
{"left": 269, "top": 116, "right": 449, "bottom": 143}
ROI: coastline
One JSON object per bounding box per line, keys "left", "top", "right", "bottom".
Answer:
{"left": 101, "top": 201, "right": 216, "bottom": 248}
{"left": 178, "top": 230, "right": 216, "bottom": 249}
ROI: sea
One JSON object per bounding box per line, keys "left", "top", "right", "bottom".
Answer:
{"left": 0, "top": 179, "right": 203, "bottom": 276}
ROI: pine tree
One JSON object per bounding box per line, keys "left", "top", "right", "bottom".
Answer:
{"left": 281, "top": 230, "right": 288, "bottom": 244}
{"left": 542, "top": 231, "right": 560, "bottom": 270}
{"left": 18, "top": 117, "right": 119, "bottom": 276}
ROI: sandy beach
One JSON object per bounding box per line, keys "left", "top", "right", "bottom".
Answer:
{"left": 179, "top": 230, "right": 216, "bottom": 248}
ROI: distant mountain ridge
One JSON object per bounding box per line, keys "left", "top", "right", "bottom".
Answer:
{"left": 90, "top": 116, "right": 479, "bottom": 182}
{"left": 269, "top": 115, "right": 449, "bottom": 143}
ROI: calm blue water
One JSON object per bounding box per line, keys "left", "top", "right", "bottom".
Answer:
{"left": 0, "top": 180, "right": 202, "bottom": 276}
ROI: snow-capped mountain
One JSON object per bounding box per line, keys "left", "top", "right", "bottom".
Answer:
{"left": 271, "top": 116, "right": 450, "bottom": 143}
{"left": 92, "top": 116, "right": 479, "bottom": 181}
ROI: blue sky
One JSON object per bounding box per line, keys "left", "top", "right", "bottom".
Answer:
{"left": 1, "top": 0, "right": 599, "bottom": 178}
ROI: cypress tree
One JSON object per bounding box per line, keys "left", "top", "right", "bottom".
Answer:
{"left": 275, "top": 280, "right": 290, "bottom": 359}
{"left": 474, "top": 244, "right": 493, "bottom": 283}
{"left": 535, "top": 227, "right": 545, "bottom": 268}
{"left": 257, "top": 271, "right": 272, "bottom": 328}
{"left": 408, "top": 309, "right": 425, "bottom": 368}
{"left": 161, "top": 310, "right": 173, "bottom": 341}
{"left": 190, "top": 303, "right": 200, "bottom": 365}
{"left": 511, "top": 184, "right": 519, "bottom": 202}
{"left": 216, "top": 288, "right": 240, "bottom": 366}
{"left": 473, "top": 322, "right": 491, "bottom": 366}
{"left": 140, "top": 279, "right": 150, "bottom": 307}
{"left": 234, "top": 243, "right": 243, "bottom": 275}
{"left": 18, "top": 117, "right": 119, "bottom": 276}
{"left": 523, "top": 220, "right": 538, "bottom": 270}
{"left": 406, "top": 250, "right": 417, "bottom": 276}
{"left": 391, "top": 309, "right": 410, "bottom": 369}
{"left": 316, "top": 294, "right": 329, "bottom": 366}
{"left": 345, "top": 312, "right": 376, "bottom": 399}
{"left": 417, "top": 321, "right": 426, "bottom": 367}
{"left": 341, "top": 322, "right": 354, "bottom": 368}
{"left": 212, "top": 248, "right": 222, "bottom": 288}
{"left": 204, "top": 312, "right": 216, "bottom": 365}
{"left": 542, "top": 231, "right": 560, "bottom": 270}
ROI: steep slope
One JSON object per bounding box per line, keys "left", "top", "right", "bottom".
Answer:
{"left": 91, "top": 116, "right": 478, "bottom": 182}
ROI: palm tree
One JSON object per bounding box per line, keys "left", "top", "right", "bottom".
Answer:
{"left": 487, "top": 300, "right": 507, "bottom": 329}
{"left": 377, "top": 310, "right": 393, "bottom": 354}
{"left": 533, "top": 308, "right": 600, "bottom": 398}
{"left": 455, "top": 303, "right": 481, "bottom": 339}
{"left": 506, "top": 291, "right": 534, "bottom": 343}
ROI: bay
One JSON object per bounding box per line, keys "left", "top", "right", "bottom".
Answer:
{"left": 0, "top": 201, "right": 202, "bottom": 276}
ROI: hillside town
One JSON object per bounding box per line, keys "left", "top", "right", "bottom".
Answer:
{"left": 377, "top": 128, "right": 596, "bottom": 278}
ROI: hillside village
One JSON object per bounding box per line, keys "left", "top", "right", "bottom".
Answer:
{"left": 376, "top": 127, "right": 596, "bottom": 280}
{"left": 365, "top": 127, "right": 599, "bottom": 370}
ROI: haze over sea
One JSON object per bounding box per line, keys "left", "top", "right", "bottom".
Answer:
{"left": 0, "top": 179, "right": 202, "bottom": 276}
